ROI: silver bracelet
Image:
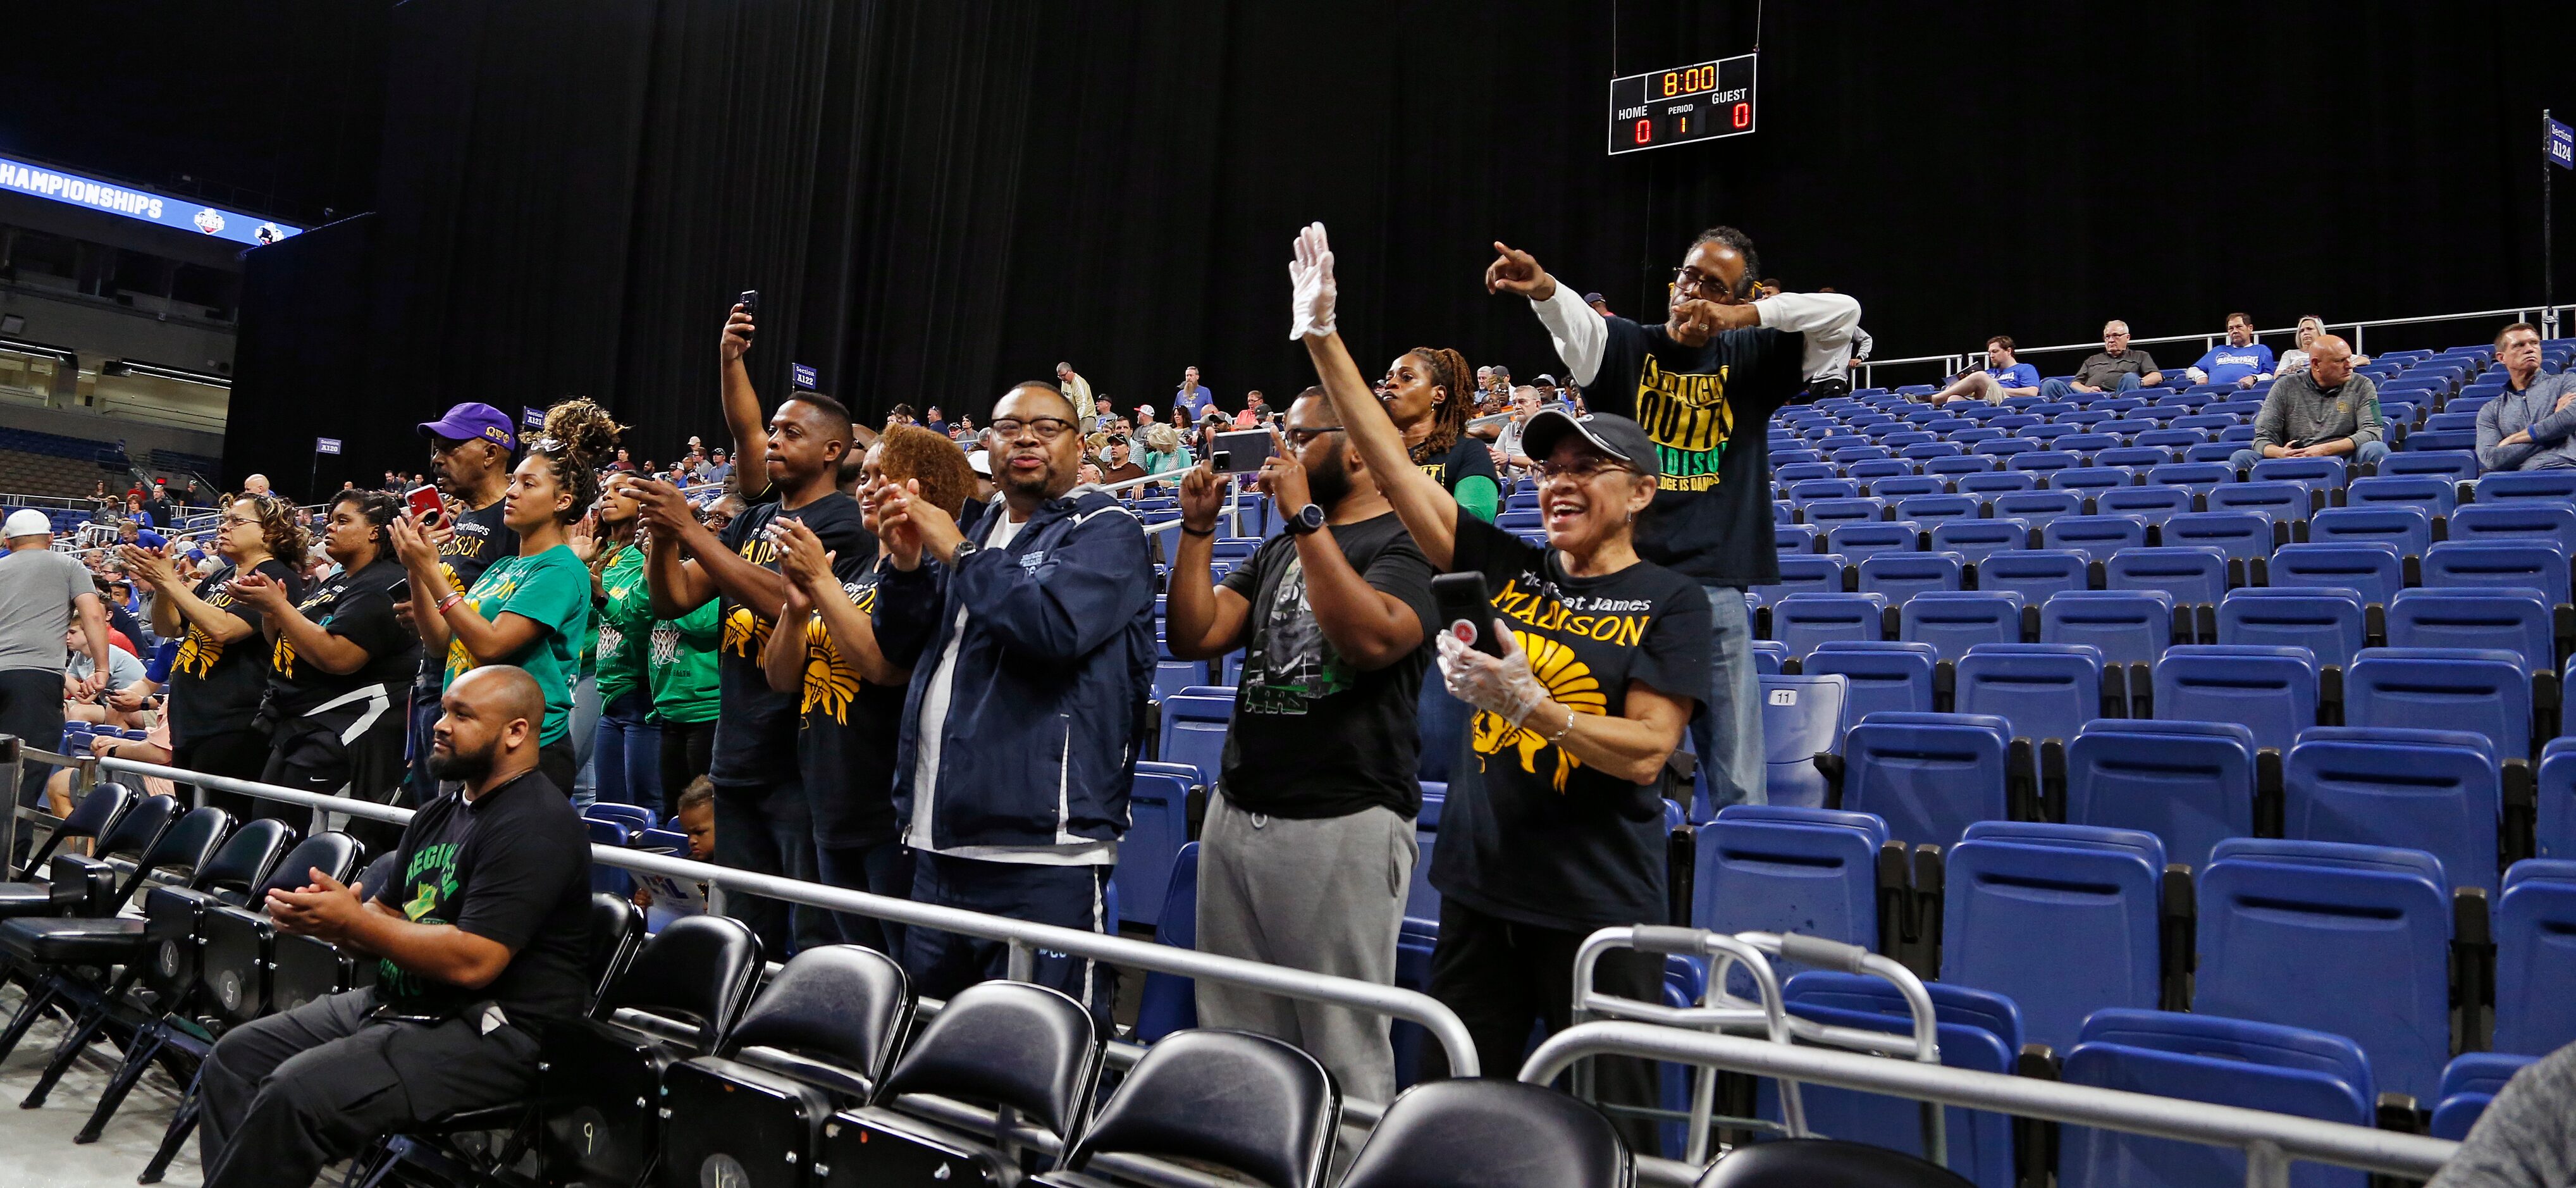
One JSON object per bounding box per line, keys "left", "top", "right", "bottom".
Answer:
{"left": 1544, "top": 702, "right": 1577, "bottom": 744}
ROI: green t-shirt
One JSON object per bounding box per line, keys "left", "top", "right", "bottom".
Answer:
{"left": 647, "top": 597, "right": 723, "bottom": 726}
{"left": 442, "top": 545, "right": 591, "bottom": 744}
{"left": 593, "top": 545, "right": 653, "bottom": 706}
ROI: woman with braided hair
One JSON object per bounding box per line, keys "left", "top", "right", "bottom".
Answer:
{"left": 391, "top": 399, "right": 619, "bottom": 793}
{"left": 121, "top": 490, "right": 309, "bottom": 815}
{"left": 1377, "top": 345, "right": 1501, "bottom": 523}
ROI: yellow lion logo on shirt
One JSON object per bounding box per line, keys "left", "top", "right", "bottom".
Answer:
{"left": 1469, "top": 629, "right": 1611, "bottom": 791}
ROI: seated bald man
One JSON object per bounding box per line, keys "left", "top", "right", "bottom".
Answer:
{"left": 197, "top": 665, "right": 593, "bottom": 1188}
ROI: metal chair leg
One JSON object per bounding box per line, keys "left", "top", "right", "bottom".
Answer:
{"left": 137, "top": 1068, "right": 202, "bottom": 1184}
{"left": 75, "top": 1025, "right": 166, "bottom": 1142}
{"left": 0, "top": 981, "right": 65, "bottom": 1065}
{"left": 23, "top": 990, "right": 117, "bottom": 1108}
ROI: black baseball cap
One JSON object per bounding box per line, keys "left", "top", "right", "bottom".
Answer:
{"left": 1581, "top": 292, "right": 1606, "bottom": 304}
{"left": 1517, "top": 410, "right": 1658, "bottom": 473}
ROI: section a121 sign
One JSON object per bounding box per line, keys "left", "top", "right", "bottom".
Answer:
{"left": 1607, "top": 53, "right": 1757, "bottom": 155}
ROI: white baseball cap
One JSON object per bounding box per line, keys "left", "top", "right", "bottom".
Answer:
{"left": 3, "top": 509, "right": 53, "bottom": 539}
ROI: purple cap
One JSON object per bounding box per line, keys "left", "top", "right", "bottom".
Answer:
{"left": 416, "top": 402, "right": 517, "bottom": 453}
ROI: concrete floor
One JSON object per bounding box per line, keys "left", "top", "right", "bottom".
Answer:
{"left": 0, "top": 983, "right": 199, "bottom": 1188}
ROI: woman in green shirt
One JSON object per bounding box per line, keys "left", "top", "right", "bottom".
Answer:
{"left": 648, "top": 576, "right": 722, "bottom": 817}
{"left": 393, "top": 398, "right": 621, "bottom": 795}
{"left": 588, "top": 478, "right": 658, "bottom": 808}
{"left": 1140, "top": 423, "right": 1194, "bottom": 488}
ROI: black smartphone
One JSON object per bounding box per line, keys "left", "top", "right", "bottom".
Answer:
{"left": 737, "top": 289, "right": 760, "bottom": 316}
{"left": 389, "top": 578, "right": 410, "bottom": 604}
{"left": 1431, "top": 572, "right": 1507, "bottom": 657}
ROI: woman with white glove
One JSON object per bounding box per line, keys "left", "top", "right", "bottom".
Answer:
{"left": 1291, "top": 221, "right": 1710, "bottom": 1144}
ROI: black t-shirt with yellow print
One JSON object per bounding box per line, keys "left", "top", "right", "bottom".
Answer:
{"left": 414, "top": 498, "right": 517, "bottom": 688}
{"left": 268, "top": 557, "right": 417, "bottom": 716}
{"left": 1591, "top": 316, "right": 1806, "bottom": 586}
{"left": 168, "top": 559, "right": 302, "bottom": 747}
{"left": 1427, "top": 510, "right": 1712, "bottom": 932}
{"left": 709, "top": 490, "right": 875, "bottom": 789}
{"left": 798, "top": 554, "right": 907, "bottom": 847}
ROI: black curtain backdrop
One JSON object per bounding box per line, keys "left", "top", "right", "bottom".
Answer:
{"left": 231, "top": 0, "right": 2576, "bottom": 485}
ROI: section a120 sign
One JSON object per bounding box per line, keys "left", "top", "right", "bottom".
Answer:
{"left": 1607, "top": 53, "right": 1757, "bottom": 155}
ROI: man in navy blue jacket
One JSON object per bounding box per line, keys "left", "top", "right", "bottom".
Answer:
{"left": 872, "top": 380, "right": 1156, "bottom": 1020}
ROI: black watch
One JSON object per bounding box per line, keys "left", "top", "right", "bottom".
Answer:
{"left": 1284, "top": 504, "right": 1326, "bottom": 535}
{"left": 949, "top": 541, "right": 980, "bottom": 564}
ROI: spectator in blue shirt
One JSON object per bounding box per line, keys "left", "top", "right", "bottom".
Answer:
{"left": 1927, "top": 335, "right": 2042, "bottom": 405}
{"left": 119, "top": 519, "right": 167, "bottom": 550}
{"left": 1173, "top": 366, "right": 1214, "bottom": 420}
{"left": 2185, "top": 312, "right": 2277, "bottom": 389}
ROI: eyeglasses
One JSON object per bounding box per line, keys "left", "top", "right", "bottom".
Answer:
{"left": 990, "top": 417, "right": 1076, "bottom": 441}
{"left": 1531, "top": 458, "right": 1634, "bottom": 481}
{"left": 1284, "top": 426, "right": 1347, "bottom": 447}
{"left": 221, "top": 513, "right": 261, "bottom": 528}
{"left": 1671, "top": 268, "right": 1732, "bottom": 298}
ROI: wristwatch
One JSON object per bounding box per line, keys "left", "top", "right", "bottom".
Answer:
{"left": 949, "top": 541, "right": 981, "bottom": 564}
{"left": 1285, "top": 504, "right": 1326, "bottom": 535}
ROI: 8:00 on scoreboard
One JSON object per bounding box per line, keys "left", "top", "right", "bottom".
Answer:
{"left": 1607, "top": 53, "right": 1758, "bottom": 155}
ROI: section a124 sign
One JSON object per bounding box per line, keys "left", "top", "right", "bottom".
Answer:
{"left": 1608, "top": 53, "right": 1757, "bottom": 156}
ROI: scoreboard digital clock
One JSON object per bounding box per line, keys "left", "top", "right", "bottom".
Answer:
{"left": 1606, "top": 53, "right": 1758, "bottom": 155}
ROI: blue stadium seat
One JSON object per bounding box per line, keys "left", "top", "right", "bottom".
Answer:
{"left": 2009, "top": 450, "right": 2083, "bottom": 476}
{"left": 1407, "top": 786, "right": 1444, "bottom": 925}
{"left": 1135, "top": 842, "right": 1202, "bottom": 1042}
{"left": 1777, "top": 524, "right": 1822, "bottom": 554}
{"left": 1119, "top": 762, "right": 1199, "bottom": 927}
{"left": 1956, "top": 470, "right": 2037, "bottom": 497}
{"left": 1954, "top": 643, "right": 2102, "bottom": 746}
{"left": 2097, "top": 444, "right": 2181, "bottom": 468}
{"left": 1858, "top": 551, "right": 1964, "bottom": 602}
{"left": 2205, "top": 480, "right": 2312, "bottom": 525}
{"left": 1777, "top": 462, "right": 1839, "bottom": 484}
{"left": 2195, "top": 839, "right": 2455, "bottom": 1099}
{"left": 1926, "top": 455, "right": 1997, "bottom": 478}
{"left": 2044, "top": 514, "right": 2150, "bottom": 556}
{"left": 2064, "top": 719, "right": 2257, "bottom": 867}
{"left": 1773, "top": 592, "right": 1890, "bottom": 657}
{"left": 2386, "top": 587, "right": 2556, "bottom": 674}
{"left": 1848, "top": 459, "right": 1915, "bottom": 482}
{"left": 2450, "top": 501, "right": 2576, "bottom": 555}
{"left": 584, "top": 819, "right": 634, "bottom": 896}
{"left": 2494, "top": 859, "right": 2576, "bottom": 1056}
{"left": 1691, "top": 809, "right": 1887, "bottom": 965}
{"left": 1788, "top": 478, "right": 1863, "bottom": 502}
{"left": 2154, "top": 645, "right": 2319, "bottom": 755}
{"left": 2147, "top": 462, "right": 2235, "bottom": 496}
{"left": 2429, "top": 1052, "right": 2537, "bottom": 1141}
{"left": 1157, "top": 688, "right": 1235, "bottom": 784}
{"left": 2379, "top": 450, "right": 2479, "bottom": 484}
{"left": 1931, "top": 518, "right": 2031, "bottom": 565}
{"left": 2061, "top": 1010, "right": 2375, "bottom": 1188}
{"left": 1898, "top": 591, "right": 2026, "bottom": 661}
{"left": 2544, "top": 737, "right": 2576, "bottom": 860}
{"left": 1942, "top": 823, "right": 2166, "bottom": 1053}
{"left": 1839, "top": 712, "right": 2014, "bottom": 847}
{"left": 2162, "top": 510, "right": 2277, "bottom": 566}
{"left": 2312, "top": 507, "right": 2441, "bottom": 564}
{"left": 2268, "top": 543, "right": 2405, "bottom": 607}
{"left": 2346, "top": 646, "right": 2534, "bottom": 759}
{"left": 585, "top": 803, "right": 656, "bottom": 832}
{"left": 2250, "top": 456, "right": 2346, "bottom": 494}
{"left": 1826, "top": 522, "right": 1923, "bottom": 567}
{"left": 1762, "top": 553, "right": 1850, "bottom": 600}
{"left": 2406, "top": 428, "right": 2479, "bottom": 452}
{"left": 1154, "top": 659, "right": 1209, "bottom": 701}
{"left": 2215, "top": 587, "right": 2367, "bottom": 670}
{"left": 2284, "top": 726, "right": 2500, "bottom": 895}
{"left": 1765, "top": 973, "right": 2024, "bottom": 1187}
{"left": 1971, "top": 548, "right": 2087, "bottom": 603}
{"left": 1761, "top": 674, "right": 1851, "bottom": 808}
{"left": 1804, "top": 497, "right": 1890, "bottom": 530}
{"left": 1992, "top": 489, "right": 2083, "bottom": 531}
{"left": 1974, "top": 438, "right": 2038, "bottom": 459}
{"left": 2104, "top": 546, "right": 2230, "bottom": 607}
{"left": 2422, "top": 540, "right": 2572, "bottom": 605}
{"left": 1751, "top": 639, "right": 1790, "bottom": 676}
{"left": 2345, "top": 474, "right": 2458, "bottom": 517}
{"left": 1868, "top": 475, "right": 1947, "bottom": 500}
{"left": 1806, "top": 641, "right": 1939, "bottom": 722}
{"left": 2040, "top": 590, "right": 2174, "bottom": 666}
{"left": 2475, "top": 471, "right": 2576, "bottom": 504}
{"left": 2093, "top": 485, "right": 2193, "bottom": 526}
{"left": 1892, "top": 493, "right": 1982, "bottom": 528}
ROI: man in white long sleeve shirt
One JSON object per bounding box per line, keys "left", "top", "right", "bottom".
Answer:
{"left": 1485, "top": 226, "right": 1861, "bottom": 812}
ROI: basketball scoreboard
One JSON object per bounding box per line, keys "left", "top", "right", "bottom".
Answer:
{"left": 1607, "top": 53, "right": 1758, "bottom": 155}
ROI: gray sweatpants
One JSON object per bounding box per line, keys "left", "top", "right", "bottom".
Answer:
{"left": 1195, "top": 790, "right": 1415, "bottom": 1104}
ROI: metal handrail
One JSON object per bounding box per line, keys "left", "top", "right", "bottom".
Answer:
{"left": 1520, "top": 1022, "right": 2458, "bottom": 1188}
{"left": 7, "top": 747, "right": 1477, "bottom": 1081}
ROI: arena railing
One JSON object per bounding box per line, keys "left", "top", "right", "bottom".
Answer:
{"left": 1522, "top": 1020, "right": 2460, "bottom": 1188}
{"left": 0, "top": 737, "right": 1477, "bottom": 1163}
{"left": 1857, "top": 300, "right": 2576, "bottom": 392}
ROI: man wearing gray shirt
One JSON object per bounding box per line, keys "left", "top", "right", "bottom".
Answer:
{"left": 2475, "top": 323, "right": 2576, "bottom": 472}
{"left": 2231, "top": 334, "right": 2387, "bottom": 471}
{"left": 0, "top": 509, "right": 111, "bottom": 814}
{"left": 2427, "top": 1041, "right": 2576, "bottom": 1188}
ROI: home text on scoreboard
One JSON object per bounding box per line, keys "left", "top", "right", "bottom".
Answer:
{"left": 1607, "top": 53, "right": 1758, "bottom": 156}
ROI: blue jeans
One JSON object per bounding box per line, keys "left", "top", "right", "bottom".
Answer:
{"left": 2230, "top": 441, "right": 2388, "bottom": 472}
{"left": 569, "top": 672, "right": 601, "bottom": 808}
{"left": 712, "top": 775, "right": 834, "bottom": 956}
{"left": 1687, "top": 586, "right": 1765, "bottom": 814}
{"left": 589, "top": 690, "right": 662, "bottom": 808}
{"left": 2038, "top": 373, "right": 2142, "bottom": 401}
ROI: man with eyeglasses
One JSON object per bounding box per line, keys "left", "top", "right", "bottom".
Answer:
{"left": 870, "top": 381, "right": 1155, "bottom": 1024}
{"left": 1486, "top": 225, "right": 1861, "bottom": 814}
{"left": 403, "top": 403, "right": 521, "bottom": 805}
{"left": 2183, "top": 312, "right": 2276, "bottom": 390}
{"left": 2039, "top": 321, "right": 2164, "bottom": 400}
{"left": 1163, "top": 387, "right": 1436, "bottom": 1103}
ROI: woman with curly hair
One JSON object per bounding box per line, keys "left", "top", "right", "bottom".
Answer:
{"left": 392, "top": 399, "right": 620, "bottom": 793}
{"left": 120, "top": 490, "right": 310, "bottom": 807}
{"left": 1377, "top": 345, "right": 1501, "bottom": 523}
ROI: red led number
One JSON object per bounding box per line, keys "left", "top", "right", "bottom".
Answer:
{"left": 1634, "top": 119, "right": 1653, "bottom": 144}
{"left": 1731, "top": 102, "right": 1751, "bottom": 128}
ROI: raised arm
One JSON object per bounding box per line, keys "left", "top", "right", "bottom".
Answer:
{"left": 1162, "top": 463, "right": 1252, "bottom": 661}
{"left": 1296, "top": 223, "right": 1458, "bottom": 569}
{"left": 1496, "top": 244, "right": 1609, "bottom": 388}
{"left": 718, "top": 304, "right": 768, "bottom": 489}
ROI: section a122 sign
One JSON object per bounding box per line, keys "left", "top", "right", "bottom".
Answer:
{"left": 1607, "top": 53, "right": 1757, "bottom": 156}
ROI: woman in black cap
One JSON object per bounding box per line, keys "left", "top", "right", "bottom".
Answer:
{"left": 1288, "top": 221, "right": 1709, "bottom": 1150}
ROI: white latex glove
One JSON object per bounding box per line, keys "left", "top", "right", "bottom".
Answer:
{"left": 1289, "top": 221, "right": 1338, "bottom": 340}
{"left": 1436, "top": 619, "right": 1549, "bottom": 728}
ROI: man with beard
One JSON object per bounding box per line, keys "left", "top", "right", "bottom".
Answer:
{"left": 870, "top": 381, "right": 1154, "bottom": 1023}
{"left": 1163, "top": 387, "right": 1436, "bottom": 1105}
{"left": 195, "top": 665, "right": 591, "bottom": 1188}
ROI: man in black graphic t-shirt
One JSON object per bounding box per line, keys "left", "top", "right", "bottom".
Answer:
{"left": 1166, "top": 392, "right": 1436, "bottom": 1104}
{"left": 1488, "top": 229, "right": 1859, "bottom": 816}
{"left": 404, "top": 402, "right": 521, "bottom": 803}
{"left": 197, "top": 666, "right": 589, "bottom": 1188}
